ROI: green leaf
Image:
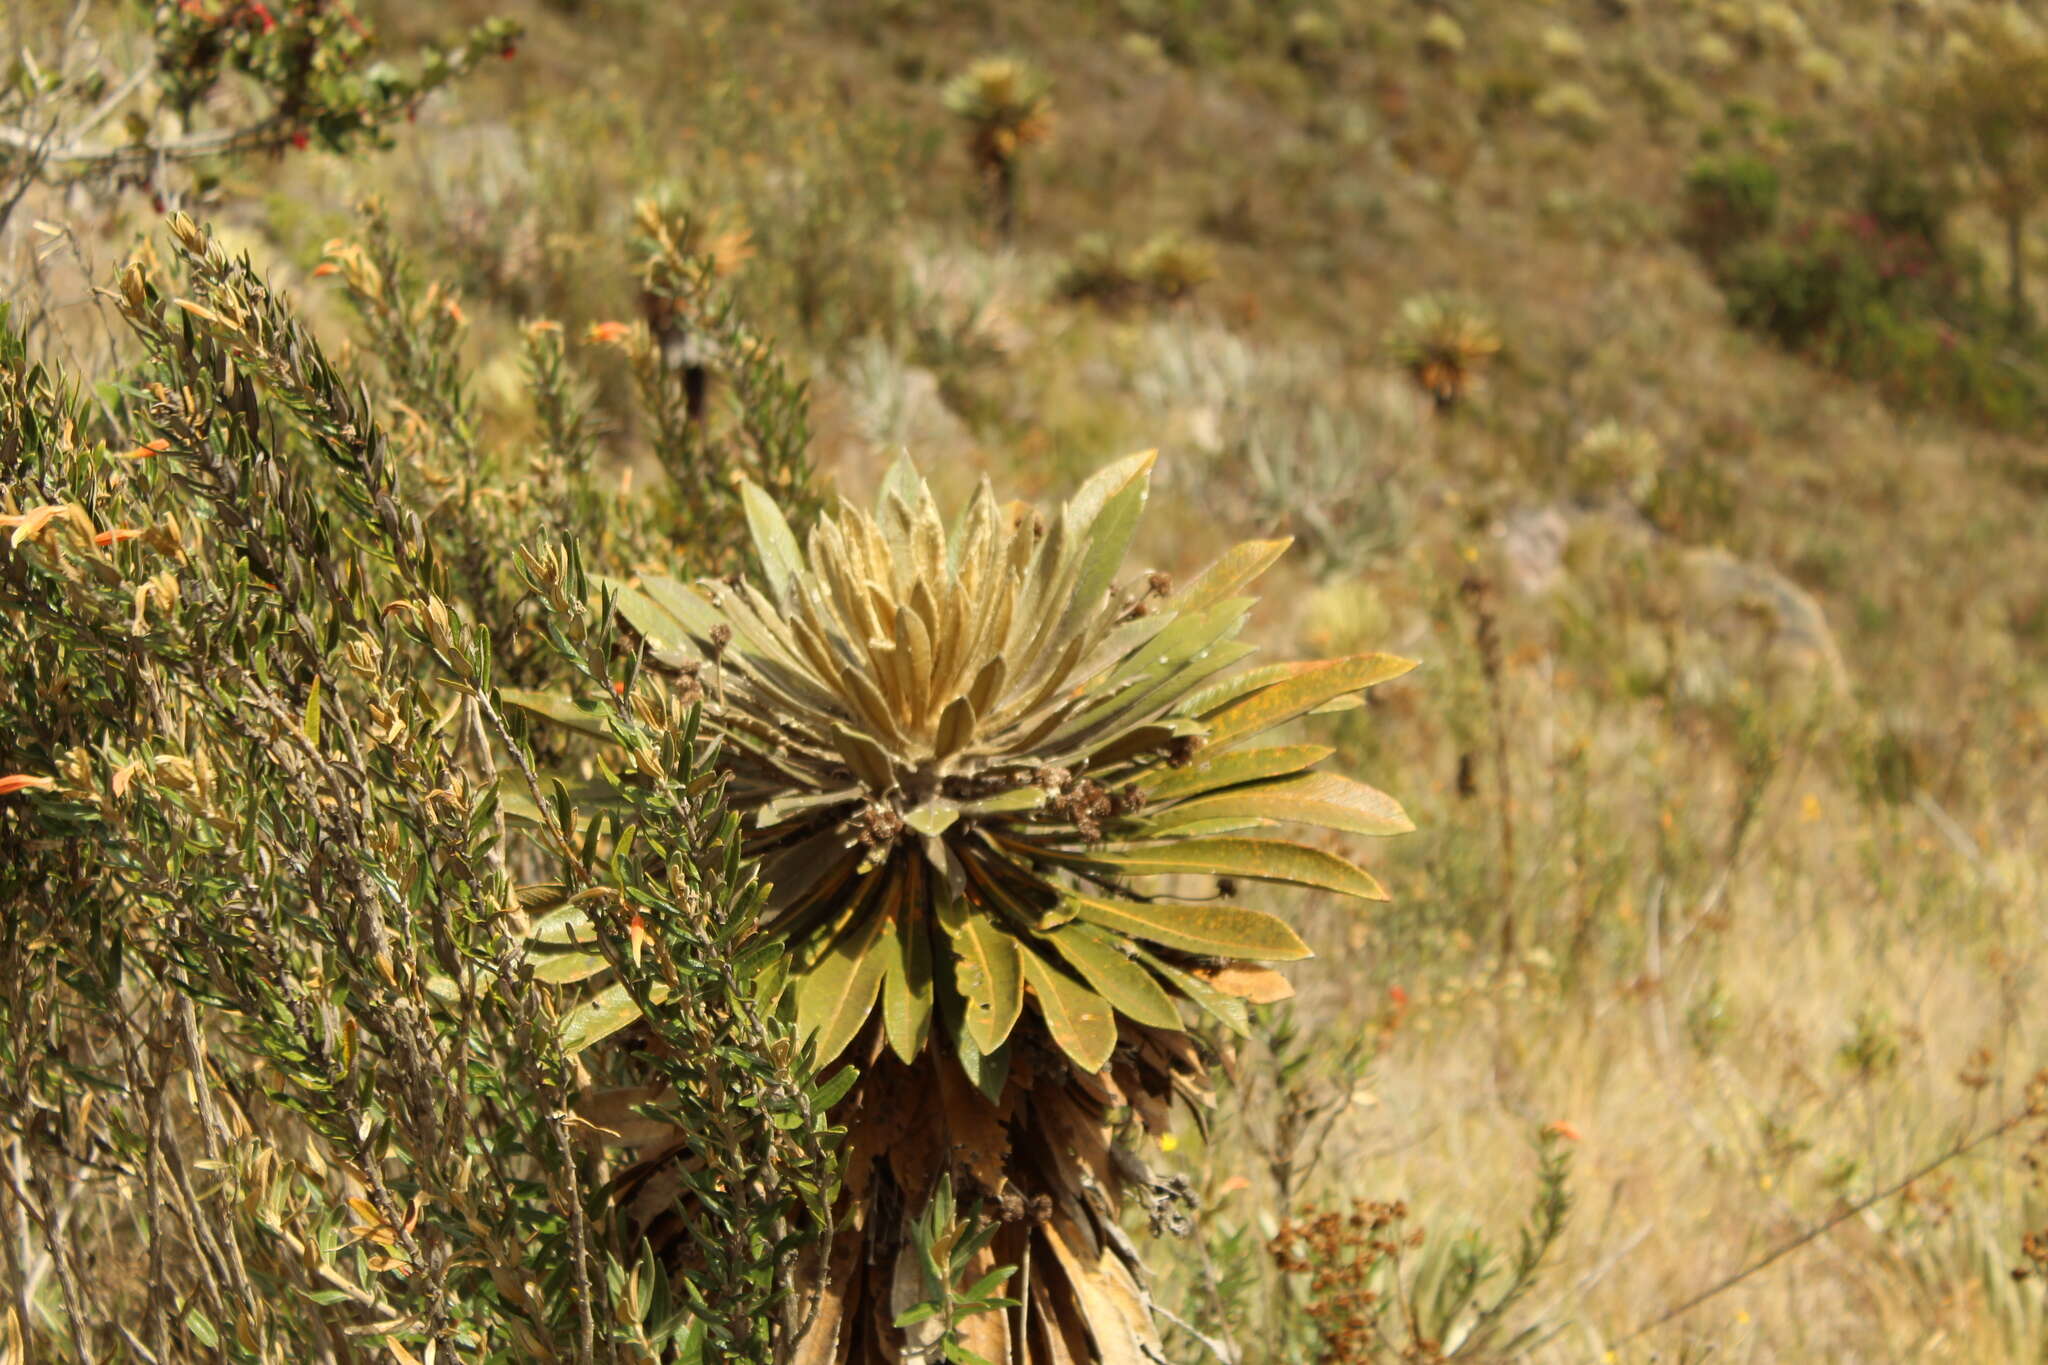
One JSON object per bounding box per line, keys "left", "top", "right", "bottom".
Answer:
{"left": 1171, "top": 538, "right": 1291, "bottom": 614}
{"left": 635, "top": 574, "right": 729, "bottom": 641}
{"left": 498, "top": 781, "right": 545, "bottom": 826}
{"left": 502, "top": 687, "right": 612, "bottom": 737}
{"left": 1058, "top": 450, "right": 1154, "bottom": 636}
{"left": 881, "top": 451, "right": 925, "bottom": 510}
{"left": 560, "top": 982, "right": 672, "bottom": 1054}
{"left": 961, "top": 1266, "right": 1019, "bottom": 1300}
{"left": 1198, "top": 655, "right": 1416, "bottom": 746}
{"left": 905, "top": 797, "right": 962, "bottom": 837}
{"left": 1139, "top": 744, "right": 1334, "bottom": 801}
{"left": 880, "top": 903, "right": 934, "bottom": 1064}
{"left": 1149, "top": 772, "right": 1413, "bottom": 838}
{"left": 941, "top": 900, "right": 1025, "bottom": 1054}
{"left": 1085, "top": 836, "right": 1388, "bottom": 901}
{"left": 526, "top": 900, "right": 596, "bottom": 945}
{"left": 1065, "top": 891, "right": 1313, "bottom": 961}
{"left": 1038, "top": 924, "right": 1182, "bottom": 1029}
{"left": 1019, "top": 946, "right": 1118, "bottom": 1072}
{"left": 795, "top": 898, "right": 893, "bottom": 1065}
{"left": 528, "top": 949, "right": 611, "bottom": 984}
{"left": 1144, "top": 816, "right": 1274, "bottom": 837}
{"left": 742, "top": 479, "right": 806, "bottom": 605}
{"left": 811, "top": 1064, "right": 859, "bottom": 1110}
{"left": 959, "top": 785, "right": 1045, "bottom": 815}
{"left": 597, "top": 580, "right": 695, "bottom": 662}
{"left": 1133, "top": 947, "right": 1251, "bottom": 1036}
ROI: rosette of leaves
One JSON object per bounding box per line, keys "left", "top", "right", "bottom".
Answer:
{"left": 509, "top": 453, "right": 1413, "bottom": 1363}
{"left": 942, "top": 56, "right": 1054, "bottom": 238}
{"left": 1387, "top": 293, "right": 1501, "bottom": 410}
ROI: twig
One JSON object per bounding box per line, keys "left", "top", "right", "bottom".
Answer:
{"left": 0, "top": 116, "right": 288, "bottom": 169}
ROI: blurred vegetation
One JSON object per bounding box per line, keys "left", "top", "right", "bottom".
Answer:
{"left": 8, "top": 0, "right": 2048, "bottom": 1360}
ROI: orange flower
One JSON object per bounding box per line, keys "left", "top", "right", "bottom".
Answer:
{"left": 122, "top": 438, "right": 172, "bottom": 459}
{"left": 1543, "top": 1120, "right": 1582, "bottom": 1143}
{"left": 586, "top": 320, "right": 632, "bottom": 345}
{"left": 311, "top": 262, "right": 340, "bottom": 278}
{"left": 95, "top": 527, "right": 144, "bottom": 546}
{"left": 0, "top": 774, "right": 57, "bottom": 796}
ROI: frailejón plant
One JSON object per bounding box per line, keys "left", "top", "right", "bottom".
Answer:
{"left": 512, "top": 453, "right": 1414, "bottom": 1362}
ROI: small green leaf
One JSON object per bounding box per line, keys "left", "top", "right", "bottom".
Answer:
{"left": 302, "top": 676, "right": 321, "bottom": 748}
{"left": 811, "top": 1064, "right": 859, "bottom": 1110}
{"left": 1020, "top": 947, "right": 1118, "bottom": 1072}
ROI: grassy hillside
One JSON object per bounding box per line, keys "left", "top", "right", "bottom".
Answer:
{"left": 12, "top": 0, "right": 2048, "bottom": 1358}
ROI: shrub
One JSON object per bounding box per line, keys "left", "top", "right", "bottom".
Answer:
{"left": 1716, "top": 219, "right": 1888, "bottom": 351}
{"left": 1712, "top": 212, "right": 2044, "bottom": 427}
{"left": 1905, "top": 8, "right": 2048, "bottom": 329}
{"left": 1568, "top": 421, "right": 1663, "bottom": 506}
{"left": 1055, "top": 230, "right": 1218, "bottom": 309}
{"left": 1420, "top": 14, "right": 1466, "bottom": 62}
{"left": 0, "top": 208, "right": 844, "bottom": 1358}
{"left": 1532, "top": 82, "right": 1609, "bottom": 141}
{"left": 0, "top": 1, "right": 513, "bottom": 226}
{"left": 1683, "top": 153, "right": 1781, "bottom": 258}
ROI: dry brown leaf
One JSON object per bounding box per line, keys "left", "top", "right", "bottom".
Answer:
{"left": 1193, "top": 963, "right": 1295, "bottom": 1003}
